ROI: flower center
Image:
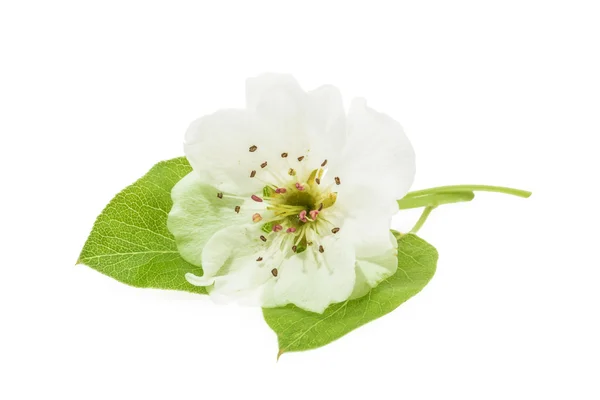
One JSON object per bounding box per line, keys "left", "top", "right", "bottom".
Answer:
{"left": 216, "top": 145, "right": 343, "bottom": 262}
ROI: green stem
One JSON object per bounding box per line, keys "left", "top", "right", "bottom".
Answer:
{"left": 410, "top": 206, "right": 435, "bottom": 234}
{"left": 398, "top": 191, "right": 475, "bottom": 210}
{"left": 404, "top": 185, "right": 531, "bottom": 199}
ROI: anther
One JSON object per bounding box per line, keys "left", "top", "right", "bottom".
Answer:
{"left": 281, "top": 152, "right": 288, "bottom": 158}
{"left": 234, "top": 206, "right": 240, "bottom": 213}
{"left": 252, "top": 213, "right": 262, "bottom": 223}
{"left": 318, "top": 203, "right": 323, "bottom": 211}
{"left": 335, "top": 176, "right": 341, "bottom": 185}
{"left": 249, "top": 145, "right": 257, "bottom": 152}
{"left": 299, "top": 210, "right": 308, "bottom": 222}
{"left": 260, "top": 235, "right": 267, "bottom": 242}
{"left": 315, "top": 178, "right": 321, "bottom": 185}
{"left": 250, "top": 170, "right": 256, "bottom": 178}
{"left": 260, "top": 161, "right": 268, "bottom": 168}
{"left": 251, "top": 194, "right": 263, "bottom": 202}
{"left": 286, "top": 227, "right": 297, "bottom": 233}
{"left": 273, "top": 224, "right": 283, "bottom": 232}
{"left": 295, "top": 182, "right": 305, "bottom": 191}
{"left": 288, "top": 168, "right": 296, "bottom": 176}
{"left": 309, "top": 210, "right": 319, "bottom": 220}
{"left": 321, "top": 159, "right": 328, "bottom": 167}
{"left": 256, "top": 257, "right": 263, "bottom": 262}
{"left": 331, "top": 227, "right": 340, "bottom": 234}
{"left": 271, "top": 268, "right": 278, "bottom": 277}
{"left": 275, "top": 187, "right": 287, "bottom": 194}
{"left": 319, "top": 245, "right": 325, "bottom": 253}
{"left": 217, "top": 192, "right": 223, "bottom": 199}
{"left": 292, "top": 245, "right": 297, "bottom": 252}
{"left": 297, "top": 156, "right": 304, "bottom": 162}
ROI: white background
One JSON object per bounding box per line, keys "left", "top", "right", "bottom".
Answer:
{"left": 1, "top": 1, "right": 599, "bottom": 399}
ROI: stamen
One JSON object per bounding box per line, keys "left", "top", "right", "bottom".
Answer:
{"left": 272, "top": 224, "right": 283, "bottom": 232}
{"left": 299, "top": 210, "right": 308, "bottom": 222}
{"left": 292, "top": 245, "right": 297, "bottom": 252}
{"left": 260, "top": 235, "right": 267, "bottom": 242}
{"left": 250, "top": 170, "right": 256, "bottom": 178}
{"left": 315, "top": 178, "right": 321, "bottom": 185}
{"left": 271, "top": 268, "right": 278, "bottom": 277}
{"left": 260, "top": 161, "right": 268, "bottom": 168}
{"left": 249, "top": 145, "right": 257, "bottom": 152}
{"left": 234, "top": 206, "right": 240, "bottom": 213}
{"left": 332, "top": 227, "right": 340, "bottom": 234}
{"left": 286, "top": 227, "right": 297, "bottom": 233}
{"left": 252, "top": 213, "right": 262, "bottom": 223}
{"left": 288, "top": 168, "right": 296, "bottom": 176}
{"left": 295, "top": 182, "right": 305, "bottom": 191}
{"left": 275, "top": 187, "right": 287, "bottom": 194}
{"left": 217, "top": 192, "right": 223, "bottom": 199}
{"left": 321, "top": 159, "right": 328, "bottom": 167}
{"left": 251, "top": 194, "right": 263, "bottom": 202}
{"left": 319, "top": 245, "right": 325, "bottom": 253}
{"left": 281, "top": 152, "right": 288, "bottom": 158}
{"left": 309, "top": 210, "right": 319, "bottom": 220}
{"left": 256, "top": 257, "right": 263, "bottom": 261}
{"left": 335, "top": 176, "right": 341, "bottom": 185}
{"left": 318, "top": 203, "right": 323, "bottom": 211}
{"left": 297, "top": 156, "right": 304, "bottom": 162}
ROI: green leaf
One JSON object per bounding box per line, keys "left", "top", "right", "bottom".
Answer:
{"left": 263, "top": 233, "right": 438, "bottom": 356}
{"left": 77, "top": 157, "right": 206, "bottom": 294}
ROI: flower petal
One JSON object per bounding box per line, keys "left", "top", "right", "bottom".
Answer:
{"left": 185, "top": 223, "right": 356, "bottom": 313}
{"left": 264, "top": 234, "right": 357, "bottom": 313}
{"left": 246, "top": 74, "right": 346, "bottom": 175}
{"left": 191, "top": 225, "right": 276, "bottom": 305}
{"left": 335, "top": 183, "right": 399, "bottom": 258}
{"left": 303, "top": 85, "right": 347, "bottom": 171}
{"left": 329, "top": 97, "right": 416, "bottom": 200}
{"left": 350, "top": 232, "right": 398, "bottom": 299}
{"left": 167, "top": 172, "right": 259, "bottom": 266}
{"left": 184, "top": 109, "right": 268, "bottom": 195}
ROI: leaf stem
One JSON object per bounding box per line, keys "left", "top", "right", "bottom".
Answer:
{"left": 410, "top": 206, "right": 435, "bottom": 234}
{"left": 404, "top": 185, "right": 531, "bottom": 199}
{"left": 398, "top": 191, "right": 475, "bottom": 210}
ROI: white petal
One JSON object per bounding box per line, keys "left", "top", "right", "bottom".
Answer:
{"left": 350, "top": 232, "right": 398, "bottom": 299}
{"left": 264, "top": 234, "right": 356, "bottom": 313}
{"left": 334, "top": 183, "right": 399, "bottom": 258}
{"left": 329, "top": 98, "right": 416, "bottom": 200}
{"left": 167, "top": 172, "right": 259, "bottom": 266}
{"left": 304, "top": 85, "right": 347, "bottom": 171}
{"left": 187, "top": 225, "right": 275, "bottom": 306}
{"left": 245, "top": 74, "right": 346, "bottom": 176}
{"left": 186, "top": 224, "right": 357, "bottom": 313}
{"left": 246, "top": 74, "right": 310, "bottom": 157}
{"left": 246, "top": 73, "right": 307, "bottom": 119}
{"left": 184, "top": 109, "right": 267, "bottom": 195}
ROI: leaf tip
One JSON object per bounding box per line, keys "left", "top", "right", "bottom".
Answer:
{"left": 276, "top": 348, "right": 285, "bottom": 361}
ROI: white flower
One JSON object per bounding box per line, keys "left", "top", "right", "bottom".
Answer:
{"left": 167, "top": 74, "right": 415, "bottom": 313}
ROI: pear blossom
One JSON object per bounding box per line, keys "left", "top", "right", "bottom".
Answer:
{"left": 167, "top": 74, "right": 415, "bottom": 313}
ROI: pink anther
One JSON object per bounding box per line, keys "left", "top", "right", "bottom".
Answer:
{"left": 299, "top": 210, "right": 308, "bottom": 222}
